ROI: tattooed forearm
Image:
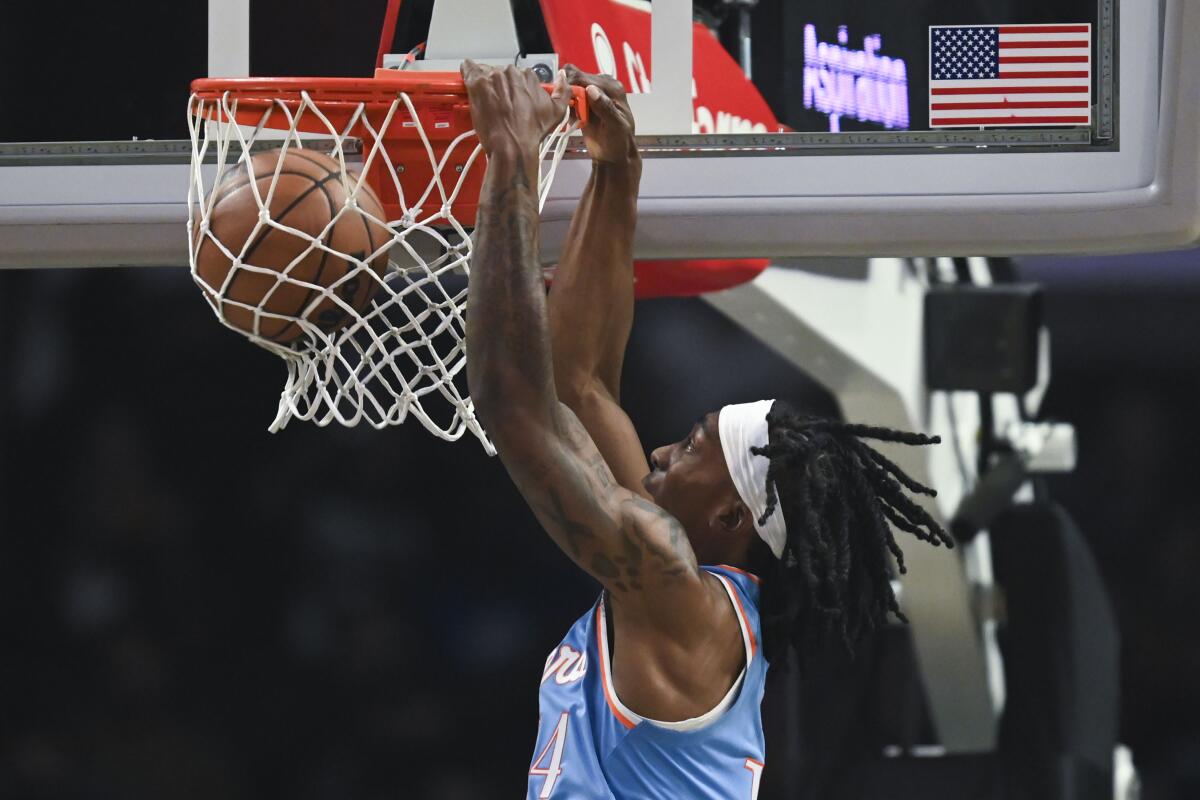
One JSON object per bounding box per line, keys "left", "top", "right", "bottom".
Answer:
{"left": 465, "top": 147, "right": 703, "bottom": 607}
{"left": 620, "top": 495, "right": 698, "bottom": 569}
{"left": 591, "top": 553, "right": 621, "bottom": 580}
{"left": 537, "top": 485, "right": 598, "bottom": 558}
{"left": 513, "top": 410, "right": 699, "bottom": 595}
{"left": 466, "top": 150, "right": 557, "bottom": 420}
{"left": 588, "top": 513, "right": 693, "bottom": 593}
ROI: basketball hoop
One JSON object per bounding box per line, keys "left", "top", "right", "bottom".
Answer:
{"left": 187, "top": 71, "right": 586, "bottom": 453}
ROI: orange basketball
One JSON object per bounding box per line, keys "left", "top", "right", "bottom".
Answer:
{"left": 195, "top": 148, "right": 390, "bottom": 344}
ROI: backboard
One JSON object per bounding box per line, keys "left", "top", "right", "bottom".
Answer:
{"left": 0, "top": 0, "right": 1154, "bottom": 766}
{"left": 0, "top": 0, "right": 1196, "bottom": 267}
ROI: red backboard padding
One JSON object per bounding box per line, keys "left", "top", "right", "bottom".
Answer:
{"left": 632, "top": 259, "right": 769, "bottom": 298}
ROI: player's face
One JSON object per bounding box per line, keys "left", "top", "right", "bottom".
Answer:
{"left": 643, "top": 412, "right": 741, "bottom": 562}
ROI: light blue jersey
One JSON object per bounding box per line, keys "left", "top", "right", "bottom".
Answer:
{"left": 527, "top": 565, "right": 768, "bottom": 799}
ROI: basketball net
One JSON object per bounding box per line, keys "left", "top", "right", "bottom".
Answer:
{"left": 186, "top": 83, "right": 578, "bottom": 454}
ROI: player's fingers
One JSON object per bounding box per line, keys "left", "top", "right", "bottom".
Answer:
{"left": 584, "top": 84, "right": 619, "bottom": 119}
{"left": 550, "top": 69, "right": 570, "bottom": 105}
{"left": 593, "top": 74, "right": 626, "bottom": 99}
{"left": 563, "top": 63, "right": 591, "bottom": 86}
{"left": 564, "top": 64, "right": 625, "bottom": 100}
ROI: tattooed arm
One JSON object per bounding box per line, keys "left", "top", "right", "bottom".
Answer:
{"left": 462, "top": 62, "right": 729, "bottom": 649}
{"left": 547, "top": 67, "right": 650, "bottom": 498}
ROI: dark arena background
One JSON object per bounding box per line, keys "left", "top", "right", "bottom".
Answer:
{"left": 2, "top": 1, "right": 1199, "bottom": 799}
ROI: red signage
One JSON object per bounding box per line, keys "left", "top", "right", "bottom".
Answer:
{"left": 540, "top": 0, "right": 773, "bottom": 296}
{"left": 540, "top": 0, "right": 783, "bottom": 134}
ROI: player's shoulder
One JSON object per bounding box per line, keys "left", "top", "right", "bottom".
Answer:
{"left": 702, "top": 564, "right": 762, "bottom": 604}
{"left": 701, "top": 564, "right": 762, "bottom": 650}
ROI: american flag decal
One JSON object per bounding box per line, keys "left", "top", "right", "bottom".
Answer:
{"left": 928, "top": 24, "right": 1092, "bottom": 128}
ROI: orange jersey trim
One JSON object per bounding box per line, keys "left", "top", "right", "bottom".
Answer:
{"left": 715, "top": 563, "right": 761, "bottom": 585}
{"left": 717, "top": 575, "right": 758, "bottom": 661}
{"left": 594, "top": 604, "right": 638, "bottom": 730}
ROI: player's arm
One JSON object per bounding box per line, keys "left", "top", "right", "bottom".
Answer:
{"left": 546, "top": 68, "right": 651, "bottom": 498}
{"left": 462, "top": 62, "right": 722, "bottom": 634}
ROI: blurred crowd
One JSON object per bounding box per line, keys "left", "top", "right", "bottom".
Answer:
{"left": 1, "top": 260, "right": 1198, "bottom": 799}
{"left": 0, "top": 267, "right": 831, "bottom": 798}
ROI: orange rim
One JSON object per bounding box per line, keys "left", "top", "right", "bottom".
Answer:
{"left": 189, "top": 70, "right": 585, "bottom": 229}
{"left": 190, "top": 70, "right": 588, "bottom": 124}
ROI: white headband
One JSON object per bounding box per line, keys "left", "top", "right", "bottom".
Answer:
{"left": 717, "top": 400, "right": 786, "bottom": 559}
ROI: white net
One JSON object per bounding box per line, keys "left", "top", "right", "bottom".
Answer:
{"left": 187, "top": 81, "right": 577, "bottom": 454}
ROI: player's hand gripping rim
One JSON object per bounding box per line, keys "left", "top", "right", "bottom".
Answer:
{"left": 562, "top": 65, "right": 638, "bottom": 167}
{"left": 461, "top": 60, "right": 573, "bottom": 157}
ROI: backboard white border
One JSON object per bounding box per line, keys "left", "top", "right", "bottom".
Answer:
{"left": 0, "top": 0, "right": 1196, "bottom": 265}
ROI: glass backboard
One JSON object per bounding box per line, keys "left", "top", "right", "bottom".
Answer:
{"left": 0, "top": 0, "right": 1196, "bottom": 267}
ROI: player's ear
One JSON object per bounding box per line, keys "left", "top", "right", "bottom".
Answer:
{"left": 714, "top": 497, "right": 751, "bottom": 535}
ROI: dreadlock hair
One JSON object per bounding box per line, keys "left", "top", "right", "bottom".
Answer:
{"left": 749, "top": 400, "right": 955, "bottom": 670}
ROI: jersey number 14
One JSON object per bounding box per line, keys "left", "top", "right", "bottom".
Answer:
{"left": 529, "top": 713, "right": 570, "bottom": 799}
{"left": 530, "top": 713, "right": 765, "bottom": 799}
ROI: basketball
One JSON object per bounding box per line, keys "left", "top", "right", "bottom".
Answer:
{"left": 194, "top": 148, "right": 390, "bottom": 344}
{"left": 10, "top": 1, "right": 1200, "bottom": 799}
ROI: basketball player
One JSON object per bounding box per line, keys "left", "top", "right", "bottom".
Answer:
{"left": 461, "top": 61, "right": 954, "bottom": 799}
